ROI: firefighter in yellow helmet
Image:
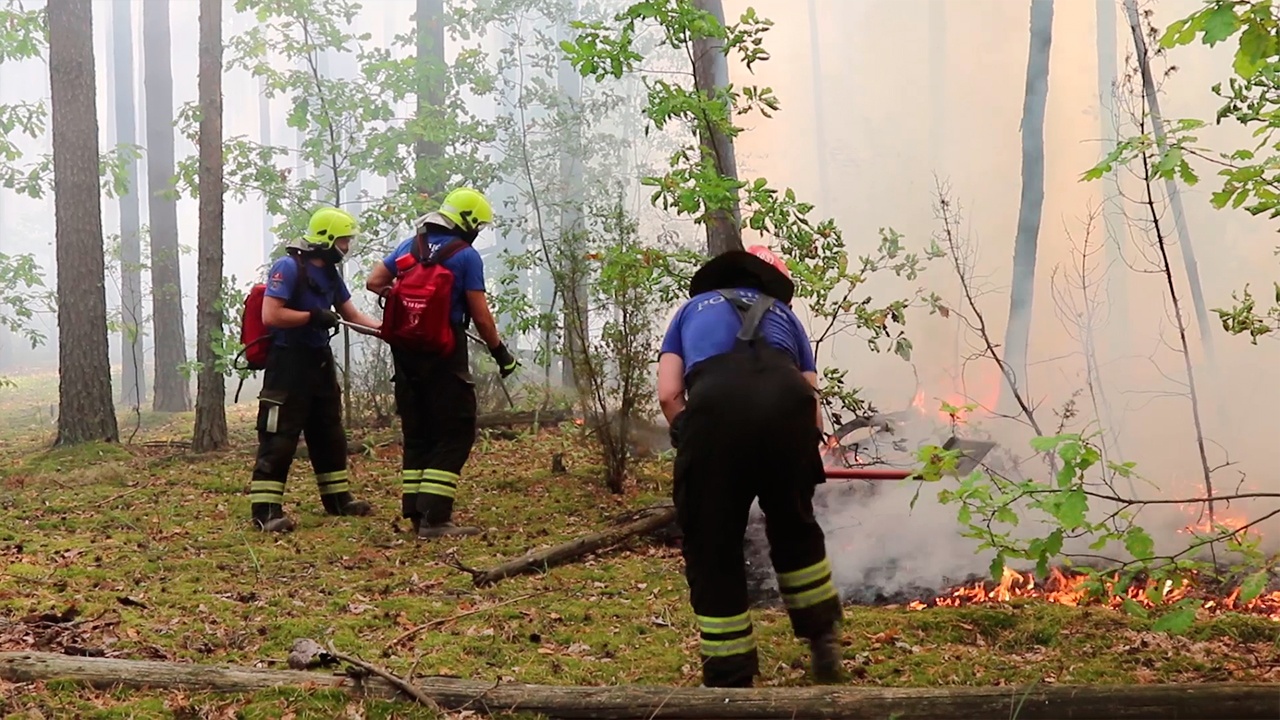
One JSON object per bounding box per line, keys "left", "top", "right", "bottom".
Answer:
{"left": 248, "top": 207, "right": 383, "bottom": 532}
{"left": 365, "top": 187, "right": 518, "bottom": 538}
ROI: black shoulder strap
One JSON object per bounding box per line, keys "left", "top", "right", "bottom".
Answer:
{"left": 716, "top": 289, "right": 776, "bottom": 344}
{"left": 427, "top": 238, "right": 468, "bottom": 266}
{"left": 286, "top": 253, "right": 339, "bottom": 310}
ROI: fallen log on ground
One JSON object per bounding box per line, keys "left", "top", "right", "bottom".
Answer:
{"left": 2, "top": 651, "right": 1277, "bottom": 719}
{"left": 472, "top": 505, "right": 677, "bottom": 586}
{"left": 477, "top": 409, "right": 573, "bottom": 429}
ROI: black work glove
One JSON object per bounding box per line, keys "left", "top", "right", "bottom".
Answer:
{"left": 309, "top": 308, "right": 340, "bottom": 330}
{"left": 669, "top": 411, "right": 687, "bottom": 450}
{"left": 489, "top": 342, "right": 518, "bottom": 378}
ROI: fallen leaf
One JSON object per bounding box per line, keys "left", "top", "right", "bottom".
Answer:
{"left": 868, "top": 628, "right": 899, "bottom": 645}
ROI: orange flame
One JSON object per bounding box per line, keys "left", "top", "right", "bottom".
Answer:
{"left": 906, "top": 566, "right": 1280, "bottom": 621}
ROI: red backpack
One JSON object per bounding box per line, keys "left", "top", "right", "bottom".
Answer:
{"left": 237, "top": 255, "right": 309, "bottom": 371}
{"left": 379, "top": 237, "right": 468, "bottom": 356}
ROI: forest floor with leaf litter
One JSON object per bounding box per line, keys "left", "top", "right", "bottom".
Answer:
{"left": 1, "top": 372, "right": 1279, "bottom": 719}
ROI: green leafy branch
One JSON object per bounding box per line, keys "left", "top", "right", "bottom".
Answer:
{"left": 918, "top": 427, "right": 1277, "bottom": 634}
{"left": 561, "top": 0, "right": 943, "bottom": 427}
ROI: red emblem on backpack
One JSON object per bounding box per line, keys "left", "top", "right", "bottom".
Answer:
{"left": 379, "top": 238, "right": 467, "bottom": 356}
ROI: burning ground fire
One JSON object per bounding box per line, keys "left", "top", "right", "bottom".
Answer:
{"left": 906, "top": 565, "right": 1280, "bottom": 622}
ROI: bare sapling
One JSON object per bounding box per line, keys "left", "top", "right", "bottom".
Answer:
{"left": 933, "top": 180, "right": 1046, "bottom": 439}
{"left": 1048, "top": 205, "right": 1128, "bottom": 490}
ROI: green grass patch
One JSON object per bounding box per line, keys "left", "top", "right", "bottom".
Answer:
{"left": 1, "top": 377, "right": 1278, "bottom": 711}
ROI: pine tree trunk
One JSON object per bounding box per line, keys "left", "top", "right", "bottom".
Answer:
{"left": 257, "top": 63, "right": 273, "bottom": 261}
{"left": 558, "top": 5, "right": 586, "bottom": 390}
{"left": 690, "top": 0, "right": 742, "bottom": 256}
{"left": 143, "top": 0, "right": 190, "bottom": 413}
{"left": 1001, "top": 0, "right": 1053, "bottom": 409}
{"left": 191, "top": 0, "right": 227, "bottom": 452}
{"left": 0, "top": 61, "right": 8, "bottom": 373}
{"left": 49, "top": 0, "right": 119, "bottom": 445}
{"left": 110, "top": 0, "right": 145, "bottom": 409}
{"left": 415, "top": 0, "right": 444, "bottom": 196}
{"left": 807, "top": 0, "right": 830, "bottom": 209}
{"left": 927, "top": 0, "right": 946, "bottom": 174}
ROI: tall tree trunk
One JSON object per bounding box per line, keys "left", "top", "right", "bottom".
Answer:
{"left": 807, "top": 0, "right": 830, "bottom": 210}
{"left": 143, "top": 0, "right": 190, "bottom": 412}
{"left": 49, "top": 0, "right": 119, "bottom": 445}
{"left": 559, "top": 3, "right": 586, "bottom": 389}
{"left": 414, "top": 0, "right": 444, "bottom": 197}
{"left": 109, "top": 0, "right": 145, "bottom": 409}
{"left": 928, "top": 0, "right": 946, "bottom": 173}
{"left": 1001, "top": 0, "right": 1053, "bottom": 409}
{"left": 690, "top": 0, "right": 742, "bottom": 256}
{"left": 257, "top": 69, "right": 273, "bottom": 261}
{"left": 192, "top": 0, "right": 227, "bottom": 452}
{"left": 1096, "top": 0, "right": 1130, "bottom": 359}
{"left": 0, "top": 61, "right": 9, "bottom": 373}
{"left": 1121, "top": 0, "right": 1213, "bottom": 361}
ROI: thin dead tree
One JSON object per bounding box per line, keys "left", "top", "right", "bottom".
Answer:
{"left": 933, "top": 179, "right": 1046, "bottom": 440}
{"left": 1048, "top": 205, "right": 1128, "bottom": 489}
{"left": 1121, "top": 0, "right": 1213, "bottom": 361}
{"left": 1108, "top": 35, "right": 1219, "bottom": 534}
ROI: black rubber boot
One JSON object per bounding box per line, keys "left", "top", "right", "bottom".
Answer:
{"left": 417, "top": 521, "right": 482, "bottom": 538}
{"left": 416, "top": 496, "right": 481, "bottom": 539}
{"left": 322, "top": 491, "right": 372, "bottom": 517}
{"left": 251, "top": 503, "right": 297, "bottom": 533}
{"left": 808, "top": 629, "right": 845, "bottom": 684}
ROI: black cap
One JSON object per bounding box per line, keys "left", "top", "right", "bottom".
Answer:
{"left": 689, "top": 250, "right": 795, "bottom": 304}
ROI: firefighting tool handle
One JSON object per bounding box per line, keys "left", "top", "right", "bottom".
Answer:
{"left": 336, "top": 319, "right": 381, "bottom": 336}
{"left": 464, "top": 331, "right": 516, "bottom": 408}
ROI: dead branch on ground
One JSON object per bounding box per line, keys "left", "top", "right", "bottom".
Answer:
{"left": 1, "top": 651, "right": 1278, "bottom": 719}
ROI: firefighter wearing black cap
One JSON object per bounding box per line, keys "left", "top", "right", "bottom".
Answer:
{"left": 657, "top": 244, "right": 843, "bottom": 688}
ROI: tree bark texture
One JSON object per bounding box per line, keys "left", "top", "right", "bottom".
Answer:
{"left": 191, "top": 0, "right": 227, "bottom": 452}
{"left": 558, "top": 5, "right": 587, "bottom": 390}
{"left": 110, "top": 0, "right": 145, "bottom": 409}
{"left": 1001, "top": 0, "right": 1053, "bottom": 411}
{"left": 257, "top": 48, "right": 273, "bottom": 261}
{"left": 1121, "top": 0, "right": 1214, "bottom": 361}
{"left": 807, "top": 0, "right": 831, "bottom": 210}
{"left": 690, "top": 0, "right": 743, "bottom": 256}
{"left": 474, "top": 506, "right": 676, "bottom": 586}
{"left": 1095, "top": 0, "right": 1129, "bottom": 357}
{"left": 143, "top": 0, "right": 190, "bottom": 413}
{"left": 927, "top": 0, "right": 946, "bottom": 174}
{"left": 3, "top": 651, "right": 1278, "bottom": 720}
{"left": 414, "top": 0, "right": 445, "bottom": 196}
{"left": 49, "top": 0, "right": 119, "bottom": 445}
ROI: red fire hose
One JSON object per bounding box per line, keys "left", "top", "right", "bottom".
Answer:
{"left": 824, "top": 467, "right": 915, "bottom": 480}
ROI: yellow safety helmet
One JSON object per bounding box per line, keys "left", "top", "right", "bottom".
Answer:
{"left": 437, "top": 188, "right": 493, "bottom": 233}
{"left": 304, "top": 206, "right": 358, "bottom": 250}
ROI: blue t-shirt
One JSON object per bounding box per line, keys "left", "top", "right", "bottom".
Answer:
{"left": 659, "top": 288, "right": 816, "bottom": 376}
{"left": 381, "top": 233, "right": 485, "bottom": 326}
{"left": 265, "top": 255, "right": 352, "bottom": 348}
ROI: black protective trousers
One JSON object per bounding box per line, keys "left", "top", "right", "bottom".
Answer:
{"left": 392, "top": 330, "right": 478, "bottom": 525}
{"left": 673, "top": 347, "right": 843, "bottom": 688}
{"left": 249, "top": 344, "right": 352, "bottom": 521}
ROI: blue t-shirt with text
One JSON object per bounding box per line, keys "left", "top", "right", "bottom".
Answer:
{"left": 265, "top": 256, "right": 352, "bottom": 348}
{"left": 659, "top": 288, "right": 816, "bottom": 377}
{"left": 381, "top": 233, "right": 485, "bottom": 327}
